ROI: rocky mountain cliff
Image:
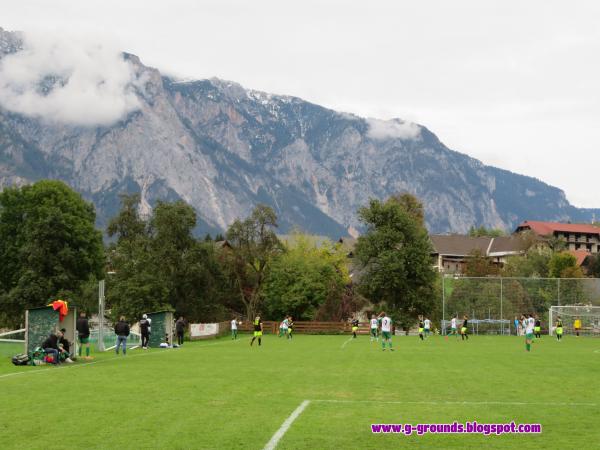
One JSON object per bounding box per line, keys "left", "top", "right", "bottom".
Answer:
{"left": 1, "top": 27, "right": 597, "bottom": 237}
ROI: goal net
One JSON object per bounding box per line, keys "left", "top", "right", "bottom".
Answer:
{"left": 0, "top": 329, "right": 25, "bottom": 358}
{"left": 548, "top": 305, "right": 600, "bottom": 336}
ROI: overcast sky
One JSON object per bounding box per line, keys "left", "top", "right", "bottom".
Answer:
{"left": 3, "top": 0, "right": 599, "bottom": 207}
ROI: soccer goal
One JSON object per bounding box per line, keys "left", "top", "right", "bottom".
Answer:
{"left": 0, "top": 329, "right": 25, "bottom": 358}
{"left": 548, "top": 305, "right": 600, "bottom": 337}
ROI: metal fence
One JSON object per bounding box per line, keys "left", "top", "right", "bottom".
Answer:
{"left": 441, "top": 276, "right": 600, "bottom": 335}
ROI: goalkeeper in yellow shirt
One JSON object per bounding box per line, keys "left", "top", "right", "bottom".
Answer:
{"left": 574, "top": 317, "right": 582, "bottom": 337}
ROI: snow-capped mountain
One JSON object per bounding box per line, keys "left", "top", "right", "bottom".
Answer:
{"left": 1, "top": 27, "right": 597, "bottom": 236}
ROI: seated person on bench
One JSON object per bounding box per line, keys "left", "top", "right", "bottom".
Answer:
{"left": 58, "top": 328, "right": 74, "bottom": 363}
{"left": 41, "top": 330, "right": 71, "bottom": 365}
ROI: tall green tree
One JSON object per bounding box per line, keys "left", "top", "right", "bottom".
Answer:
{"left": 106, "top": 195, "right": 232, "bottom": 323}
{"left": 548, "top": 252, "right": 582, "bottom": 278}
{"left": 226, "top": 204, "right": 280, "bottom": 319}
{"left": 0, "top": 180, "right": 104, "bottom": 326}
{"left": 354, "top": 194, "right": 436, "bottom": 329}
{"left": 107, "top": 194, "right": 168, "bottom": 321}
{"left": 263, "top": 233, "right": 349, "bottom": 320}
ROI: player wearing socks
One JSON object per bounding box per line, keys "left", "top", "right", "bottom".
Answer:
{"left": 250, "top": 315, "right": 263, "bottom": 346}
{"left": 280, "top": 317, "right": 289, "bottom": 338}
{"left": 370, "top": 315, "right": 379, "bottom": 342}
{"left": 379, "top": 313, "right": 394, "bottom": 351}
{"left": 449, "top": 316, "right": 458, "bottom": 337}
{"left": 525, "top": 313, "right": 535, "bottom": 352}
{"left": 555, "top": 316, "right": 564, "bottom": 341}
{"left": 231, "top": 317, "right": 239, "bottom": 340}
{"left": 534, "top": 316, "right": 541, "bottom": 339}
{"left": 351, "top": 318, "right": 359, "bottom": 338}
{"left": 287, "top": 317, "right": 294, "bottom": 339}
{"left": 461, "top": 316, "right": 469, "bottom": 340}
{"left": 574, "top": 317, "right": 582, "bottom": 337}
{"left": 76, "top": 311, "right": 91, "bottom": 359}
{"left": 424, "top": 317, "right": 431, "bottom": 338}
{"left": 418, "top": 316, "right": 425, "bottom": 341}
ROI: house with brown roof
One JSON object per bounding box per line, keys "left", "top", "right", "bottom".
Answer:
{"left": 515, "top": 221, "right": 600, "bottom": 253}
{"left": 430, "top": 235, "right": 527, "bottom": 274}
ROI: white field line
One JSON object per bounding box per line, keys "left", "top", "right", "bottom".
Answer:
{"left": 312, "top": 399, "right": 598, "bottom": 407}
{"left": 593, "top": 349, "right": 600, "bottom": 353}
{"left": 0, "top": 338, "right": 241, "bottom": 380}
{"left": 263, "top": 400, "right": 311, "bottom": 450}
{"left": 340, "top": 337, "right": 354, "bottom": 349}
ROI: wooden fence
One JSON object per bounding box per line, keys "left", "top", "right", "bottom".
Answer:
{"left": 238, "top": 321, "right": 374, "bottom": 335}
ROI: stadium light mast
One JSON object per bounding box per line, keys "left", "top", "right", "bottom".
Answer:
{"left": 97, "top": 271, "right": 117, "bottom": 352}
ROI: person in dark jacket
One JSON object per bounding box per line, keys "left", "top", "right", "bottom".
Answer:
{"left": 175, "top": 317, "right": 185, "bottom": 346}
{"left": 140, "top": 314, "right": 151, "bottom": 349}
{"left": 114, "top": 317, "right": 130, "bottom": 355}
{"left": 76, "top": 311, "right": 91, "bottom": 359}
{"left": 59, "top": 328, "right": 74, "bottom": 363}
{"left": 42, "top": 330, "right": 64, "bottom": 365}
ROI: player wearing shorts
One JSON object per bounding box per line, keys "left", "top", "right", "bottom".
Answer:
{"left": 418, "top": 316, "right": 425, "bottom": 341}
{"left": 525, "top": 314, "right": 535, "bottom": 352}
{"left": 76, "top": 311, "right": 91, "bottom": 359}
{"left": 370, "top": 315, "right": 379, "bottom": 342}
{"left": 287, "top": 317, "right": 294, "bottom": 339}
{"left": 281, "top": 317, "right": 289, "bottom": 338}
{"left": 461, "top": 316, "right": 469, "bottom": 341}
{"left": 231, "top": 318, "right": 239, "bottom": 340}
{"left": 379, "top": 313, "right": 394, "bottom": 351}
{"left": 250, "top": 315, "right": 263, "bottom": 346}
{"left": 574, "top": 317, "right": 582, "bottom": 337}
{"left": 449, "top": 316, "right": 458, "bottom": 337}
{"left": 424, "top": 317, "right": 431, "bottom": 338}
{"left": 534, "top": 316, "right": 541, "bottom": 339}
{"left": 351, "top": 318, "right": 359, "bottom": 338}
{"left": 555, "top": 317, "right": 563, "bottom": 341}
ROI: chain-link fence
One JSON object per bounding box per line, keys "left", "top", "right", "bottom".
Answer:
{"left": 441, "top": 277, "right": 600, "bottom": 335}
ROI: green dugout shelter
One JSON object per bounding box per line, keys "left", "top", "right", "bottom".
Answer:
{"left": 147, "top": 310, "right": 174, "bottom": 348}
{"left": 25, "top": 305, "right": 77, "bottom": 354}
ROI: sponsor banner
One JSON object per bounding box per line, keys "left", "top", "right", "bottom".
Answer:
{"left": 190, "top": 323, "right": 219, "bottom": 337}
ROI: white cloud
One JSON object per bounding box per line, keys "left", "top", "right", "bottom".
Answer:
{"left": 0, "top": 31, "right": 141, "bottom": 126}
{"left": 366, "top": 118, "right": 421, "bottom": 141}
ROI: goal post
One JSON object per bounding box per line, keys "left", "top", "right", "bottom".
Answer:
{"left": 548, "top": 305, "right": 600, "bottom": 337}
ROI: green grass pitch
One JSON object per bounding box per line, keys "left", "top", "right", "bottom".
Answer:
{"left": 1, "top": 334, "right": 598, "bottom": 449}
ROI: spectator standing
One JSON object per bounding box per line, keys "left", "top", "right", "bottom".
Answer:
{"left": 114, "top": 317, "right": 130, "bottom": 355}
{"left": 175, "top": 317, "right": 185, "bottom": 346}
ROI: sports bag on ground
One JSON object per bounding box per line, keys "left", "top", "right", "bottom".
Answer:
{"left": 11, "top": 353, "right": 30, "bottom": 366}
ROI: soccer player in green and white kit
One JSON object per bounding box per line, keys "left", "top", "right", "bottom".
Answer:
{"left": 287, "top": 316, "right": 294, "bottom": 340}
{"left": 525, "top": 313, "right": 535, "bottom": 352}
{"left": 370, "top": 315, "right": 379, "bottom": 342}
{"left": 424, "top": 317, "right": 431, "bottom": 338}
{"left": 379, "top": 312, "right": 394, "bottom": 351}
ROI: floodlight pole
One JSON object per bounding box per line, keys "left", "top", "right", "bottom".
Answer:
{"left": 500, "top": 278, "right": 503, "bottom": 335}
{"left": 98, "top": 279, "right": 105, "bottom": 351}
{"left": 441, "top": 275, "right": 446, "bottom": 335}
